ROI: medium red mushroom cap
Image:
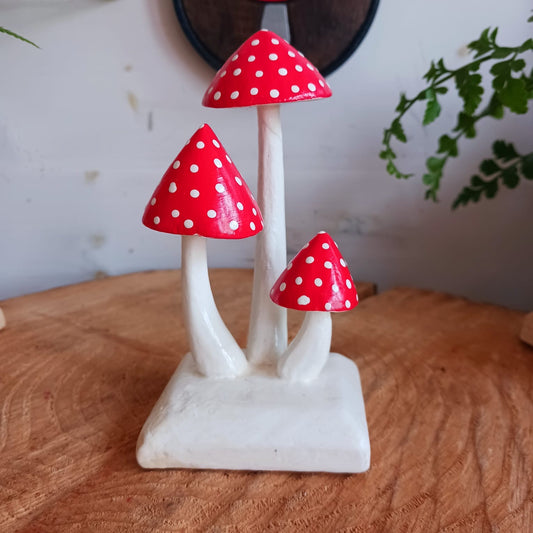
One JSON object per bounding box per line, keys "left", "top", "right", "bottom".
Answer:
{"left": 202, "top": 29, "right": 332, "bottom": 109}
{"left": 270, "top": 232, "right": 358, "bottom": 312}
{"left": 142, "top": 124, "right": 263, "bottom": 239}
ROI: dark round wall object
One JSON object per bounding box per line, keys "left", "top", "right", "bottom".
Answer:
{"left": 172, "top": 0, "right": 380, "bottom": 76}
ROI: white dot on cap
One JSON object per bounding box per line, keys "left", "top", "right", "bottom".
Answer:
{"left": 251, "top": 39, "right": 259, "bottom": 46}
{"left": 230, "top": 91, "right": 239, "bottom": 100}
{"left": 324, "top": 261, "right": 332, "bottom": 269}
{"left": 288, "top": 51, "right": 296, "bottom": 58}
{"left": 229, "top": 220, "right": 239, "bottom": 230}
{"left": 237, "top": 202, "right": 244, "bottom": 210}
{"left": 190, "top": 164, "right": 199, "bottom": 173}
{"left": 307, "top": 63, "right": 314, "bottom": 71}
{"left": 250, "top": 87, "right": 258, "bottom": 95}
{"left": 207, "top": 209, "right": 216, "bottom": 218}
{"left": 345, "top": 300, "right": 351, "bottom": 308}
{"left": 332, "top": 284, "right": 339, "bottom": 293}
{"left": 232, "top": 54, "right": 239, "bottom": 61}
{"left": 308, "top": 83, "right": 316, "bottom": 91}
{"left": 215, "top": 183, "right": 225, "bottom": 193}
{"left": 278, "top": 68, "right": 288, "bottom": 76}
{"left": 214, "top": 158, "right": 222, "bottom": 168}
{"left": 314, "top": 278, "right": 323, "bottom": 287}
{"left": 271, "top": 38, "right": 279, "bottom": 45}
{"left": 298, "top": 295, "right": 310, "bottom": 305}
{"left": 214, "top": 91, "right": 221, "bottom": 100}
{"left": 322, "top": 243, "right": 330, "bottom": 249}
{"left": 280, "top": 282, "right": 286, "bottom": 291}
{"left": 340, "top": 258, "right": 347, "bottom": 267}
{"left": 220, "top": 70, "right": 227, "bottom": 77}
{"left": 196, "top": 141, "right": 205, "bottom": 149}
{"left": 295, "top": 277, "right": 303, "bottom": 285}
{"left": 250, "top": 221, "right": 256, "bottom": 231}
{"left": 235, "top": 176, "right": 243, "bottom": 185}
{"left": 291, "top": 85, "right": 300, "bottom": 93}
{"left": 248, "top": 55, "right": 255, "bottom": 62}
{"left": 184, "top": 219, "right": 193, "bottom": 229}
{"left": 173, "top": 160, "right": 180, "bottom": 169}
{"left": 255, "top": 70, "right": 263, "bottom": 78}
{"left": 169, "top": 182, "right": 177, "bottom": 193}
{"left": 270, "top": 89, "right": 280, "bottom": 98}
{"left": 318, "top": 230, "right": 326, "bottom": 234}
{"left": 150, "top": 197, "right": 156, "bottom": 206}
{"left": 171, "top": 209, "right": 179, "bottom": 218}
{"left": 356, "top": 294, "right": 359, "bottom": 302}
{"left": 319, "top": 80, "right": 325, "bottom": 87}
{"left": 295, "top": 65, "right": 303, "bottom": 72}
{"left": 298, "top": 51, "right": 304, "bottom": 56}
{"left": 287, "top": 262, "right": 293, "bottom": 270}
{"left": 325, "top": 302, "right": 332, "bottom": 311}
{"left": 190, "top": 189, "right": 200, "bottom": 198}
{"left": 226, "top": 155, "right": 232, "bottom": 163}
{"left": 346, "top": 279, "right": 352, "bottom": 289}
{"left": 212, "top": 139, "right": 220, "bottom": 148}
{"left": 269, "top": 53, "right": 278, "bottom": 61}
{"left": 252, "top": 207, "right": 257, "bottom": 215}
{"left": 153, "top": 216, "right": 160, "bottom": 225}
{"left": 233, "top": 68, "right": 242, "bottom": 76}
{"left": 305, "top": 256, "right": 314, "bottom": 264}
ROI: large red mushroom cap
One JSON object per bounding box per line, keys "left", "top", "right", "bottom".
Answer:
{"left": 142, "top": 124, "right": 263, "bottom": 239}
{"left": 270, "top": 232, "right": 358, "bottom": 312}
{"left": 202, "top": 29, "right": 332, "bottom": 109}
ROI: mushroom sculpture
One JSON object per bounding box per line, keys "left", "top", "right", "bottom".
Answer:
{"left": 270, "top": 232, "right": 358, "bottom": 382}
{"left": 202, "top": 29, "right": 332, "bottom": 366}
{"left": 142, "top": 123, "right": 263, "bottom": 378}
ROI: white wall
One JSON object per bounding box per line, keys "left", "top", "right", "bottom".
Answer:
{"left": 1, "top": 0, "right": 532, "bottom": 309}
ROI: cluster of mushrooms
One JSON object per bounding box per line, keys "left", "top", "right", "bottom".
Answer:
{"left": 143, "top": 30, "right": 359, "bottom": 382}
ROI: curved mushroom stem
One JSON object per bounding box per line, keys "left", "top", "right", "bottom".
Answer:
{"left": 181, "top": 235, "right": 248, "bottom": 378}
{"left": 247, "top": 104, "right": 288, "bottom": 365}
{"left": 277, "top": 311, "right": 332, "bottom": 382}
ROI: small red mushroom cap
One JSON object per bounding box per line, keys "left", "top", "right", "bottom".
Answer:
{"left": 202, "top": 29, "right": 332, "bottom": 109}
{"left": 142, "top": 124, "right": 263, "bottom": 239}
{"left": 270, "top": 232, "right": 358, "bottom": 312}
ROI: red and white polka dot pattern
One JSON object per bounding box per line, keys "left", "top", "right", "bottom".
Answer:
{"left": 142, "top": 124, "right": 263, "bottom": 239}
{"left": 270, "top": 232, "right": 358, "bottom": 312}
{"left": 202, "top": 29, "right": 332, "bottom": 109}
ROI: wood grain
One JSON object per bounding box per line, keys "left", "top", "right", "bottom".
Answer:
{"left": 179, "top": 0, "right": 377, "bottom": 74}
{"left": 1, "top": 270, "right": 532, "bottom": 532}
{"left": 520, "top": 312, "right": 533, "bottom": 347}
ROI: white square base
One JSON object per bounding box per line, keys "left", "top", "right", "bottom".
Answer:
{"left": 136, "top": 353, "right": 370, "bottom": 473}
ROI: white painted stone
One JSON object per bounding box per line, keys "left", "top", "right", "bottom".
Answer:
{"left": 137, "top": 352, "right": 370, "bottom": 473}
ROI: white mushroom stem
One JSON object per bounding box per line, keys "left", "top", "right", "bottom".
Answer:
{"left": 277, "top": 311, "right": 332, "bottom": 382}
{"left": 247, "top": 104, "right": 288, "bottom": 365}
{"left": 181, "top": 235, "right": 248, "bottom": 378}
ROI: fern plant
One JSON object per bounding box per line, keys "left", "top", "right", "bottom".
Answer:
{"left": 0, "top": 26, "right": 38, "bottom": 48}
{"left": 380, "top": 15, "right": 533, "bottom": 208}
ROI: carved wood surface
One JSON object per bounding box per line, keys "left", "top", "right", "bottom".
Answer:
{"left": 178, "top": 0, "right": 377, "bottom": 74}
{"left": 1, "top": 269, "right": 532, "bottom": 532}
{"left": 520, "top": 312, "right": 533, "bottom": 347}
